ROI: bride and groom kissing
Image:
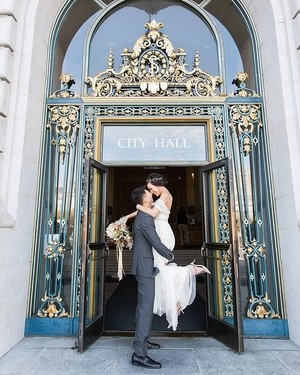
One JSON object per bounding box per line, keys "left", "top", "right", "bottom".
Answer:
{"left": 123, "top": 173, "right": 210, "bottom": 369}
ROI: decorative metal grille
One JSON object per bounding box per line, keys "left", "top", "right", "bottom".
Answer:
{"left": 30, "top": 21, "right": 283, "bottom": 326}
{"left": 37, "top": 84, "right": 80, "bottom": 318}
{"left": 228, "top": 74, "right": 280, "bottom": 319}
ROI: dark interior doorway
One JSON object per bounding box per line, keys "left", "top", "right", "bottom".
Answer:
{"left": 104, "top": 166, "right": 208, "bottom": 333}
{"left": 105, "top": 274, "right": 207, "bottom": 332}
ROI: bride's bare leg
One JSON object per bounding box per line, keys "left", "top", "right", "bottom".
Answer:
{"left": 189, "top": 259, "right": 211, "bottom": 275}
{"left": 176, "top": 302, "right": 184, "bottom": 316}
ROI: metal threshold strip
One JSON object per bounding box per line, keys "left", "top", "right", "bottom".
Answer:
{"left": 103, "top": 331, "right": 209, "bottom": 337}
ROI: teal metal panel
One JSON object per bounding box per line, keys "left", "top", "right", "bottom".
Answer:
{"left": 243, "top": 318, "right": 289, "bottom": 338}
{"left": 25, "top": 318, "right": 79, "bottom": 336}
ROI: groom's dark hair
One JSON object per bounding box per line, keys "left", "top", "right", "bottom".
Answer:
{"left": 131, "top": 185, "right": 147, "bottom": 205}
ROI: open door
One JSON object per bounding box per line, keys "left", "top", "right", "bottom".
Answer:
{"left": 202, "top": 158, "right": 244, "bottom": 353}
{"left": 78, "top": 158, "right": 108, "bottom": 353}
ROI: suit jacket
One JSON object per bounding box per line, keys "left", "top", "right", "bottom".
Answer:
{"left": 131, "top": 210, "right": 174, "bottom": 278}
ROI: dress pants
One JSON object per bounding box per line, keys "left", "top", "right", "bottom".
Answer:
{"left": 133, "top": 275, "right": 155, "bottom": 357}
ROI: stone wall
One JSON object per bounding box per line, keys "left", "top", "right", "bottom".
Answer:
{"left": 0, "top": 0, "right": 64, "bottom": 359}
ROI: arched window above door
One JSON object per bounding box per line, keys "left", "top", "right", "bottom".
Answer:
{"left": 50, "top": 0, "right": 101, "bottom": 94}
{"left": 59, "top": 0, "right": 246, "bottom": 96}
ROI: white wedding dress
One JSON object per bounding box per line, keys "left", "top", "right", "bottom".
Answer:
{"left": 152, "top": 198, "right": 196, "bottom": 331}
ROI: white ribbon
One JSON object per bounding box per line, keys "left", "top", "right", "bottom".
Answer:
{"left": 116, "top": 243, "right": 125, "bottom": 280}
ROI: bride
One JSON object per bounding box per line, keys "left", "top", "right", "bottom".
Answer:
{"left": 122, "top": 172, "right": 210, "bottom": 331}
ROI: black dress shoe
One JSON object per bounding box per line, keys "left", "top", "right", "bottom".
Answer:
{"left": 131, "top": 353, "right": 162, "bottom": 369}
{"left": 147, "top": 341, "right": 161, "bottom": 349}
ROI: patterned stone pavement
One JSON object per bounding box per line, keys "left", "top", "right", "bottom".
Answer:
{"left": 0, "top": 336, "right": 300, "bottom": 375}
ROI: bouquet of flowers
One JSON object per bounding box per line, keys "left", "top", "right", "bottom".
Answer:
{"left": 105, "top": 219, "right": 133, "bottom": 280}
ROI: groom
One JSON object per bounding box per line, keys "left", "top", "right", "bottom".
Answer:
{"left": 130, "top": 185, "right": 174, "bottom": 369}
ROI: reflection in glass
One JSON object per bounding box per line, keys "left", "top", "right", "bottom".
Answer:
{"left": 85, "top": 168, "right": 105, "bottom": 326}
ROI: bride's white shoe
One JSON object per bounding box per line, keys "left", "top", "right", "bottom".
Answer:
{"left": 189, "top": 259, "right": 211, "bottom": 275}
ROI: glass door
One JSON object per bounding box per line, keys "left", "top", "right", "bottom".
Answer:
{"left": 202, "top": 159, "right": 244, "bottom": 353}
{"left": 78, "top": 158, "right": 108, "bottom": 352}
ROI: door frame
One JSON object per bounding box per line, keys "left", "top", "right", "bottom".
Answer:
{"left": 201, "top": 158, "right": 244, "bottom": 352}
{"left": 78, "top": 158, "right": 109, "bottom": 352}
{"left": 78, "top": 158, "right": 243, "bottom": 352}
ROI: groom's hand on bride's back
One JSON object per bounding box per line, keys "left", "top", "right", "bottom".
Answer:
{"left": 165, "top": 255, "right": 175, "bottom": 265}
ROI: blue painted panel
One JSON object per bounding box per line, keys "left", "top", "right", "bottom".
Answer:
{"left": 25, "top": 318, "right": 79, "bottom": 336}
{"left": 25, "top": 317, "right": 289, "bottom": 338}
{"left": 243, "top": 318, "right": 289, "bottom": 338}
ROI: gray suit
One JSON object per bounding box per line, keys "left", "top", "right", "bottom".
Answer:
{"left": 131, "top": 211, "right": 174, "bottom": 357}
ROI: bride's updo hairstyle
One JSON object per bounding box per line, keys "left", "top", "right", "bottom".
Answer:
{"left": 146, "top": 173, "right": 168, "bottom": 187}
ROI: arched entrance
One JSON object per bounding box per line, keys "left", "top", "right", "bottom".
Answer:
{"left": 68, "top": 16, "right": 259, "bottom": 353}
{"left": 25, "top": 0, "right": 287, "bottom": 354}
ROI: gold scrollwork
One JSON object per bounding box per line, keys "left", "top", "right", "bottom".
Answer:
{"left": 45, "top": 239, "right": 65, "bottom": 259}
{"left": 47, "top": 105, "right": 80, "bottom": 159}
{"left": 85, "top": 20, "right": 222, "bottom": 97}
{"left": 247, "top": 298, "right": 281, "bottom": 319}
{"left": 37, "top": 292, "right": 69, "bottom": 318}
{"left": 229, "top": 104, "right": 261, "bottom": 155}
{"left": 248, "top": 302, "right": 271, "bottom": 319}
{"left": 49, "top": 74, "right": 79, "bottom": 98}
{"left": 230, "top": 72, "right": 259, "bottom": 98}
